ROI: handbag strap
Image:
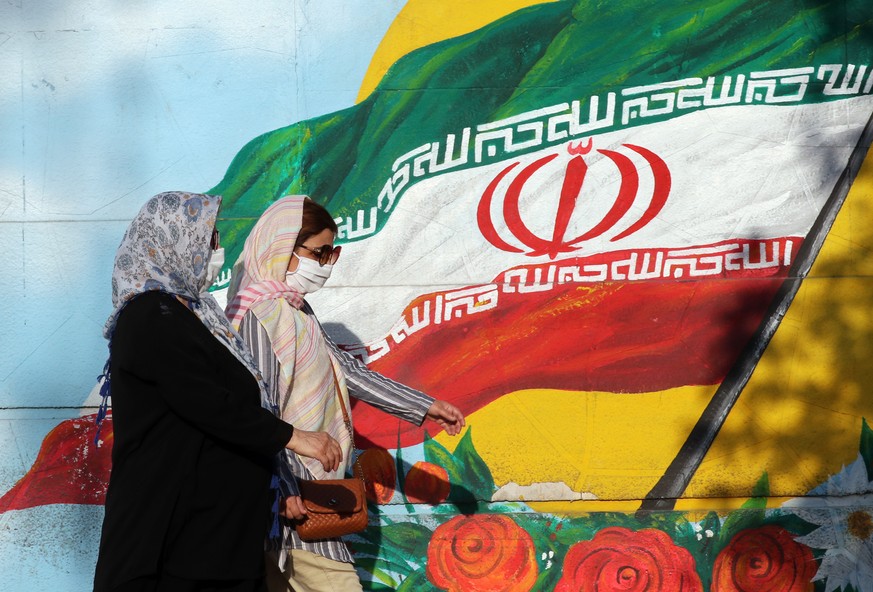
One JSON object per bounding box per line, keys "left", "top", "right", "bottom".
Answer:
{"left": 328, "top": 363, "right": 365, "bottom": 482}
{"left": 328, "top": 364, "right": 353, "bottom": 437}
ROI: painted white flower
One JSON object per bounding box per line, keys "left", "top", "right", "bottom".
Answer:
{"left": 783, "top": 453, "right": 873, "bottom": 592}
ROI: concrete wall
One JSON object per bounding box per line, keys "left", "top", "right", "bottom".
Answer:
{"left": 2, "top": 1, "right": 873, "bottom": 590}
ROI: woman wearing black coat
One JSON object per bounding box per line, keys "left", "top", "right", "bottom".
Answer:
{"left": 93, "top": 192, "right": 341, "bottom": 592}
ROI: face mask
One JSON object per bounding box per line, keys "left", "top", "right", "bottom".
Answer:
{"left": 285, "top": 253, "right": 332, "bottom": 294}
{"left": 203, "top": 247, "right": 225, "bottom": 290}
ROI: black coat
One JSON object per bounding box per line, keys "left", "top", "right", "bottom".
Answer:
{"left": 94, "top": 292, "right": 294, "bottom": 591}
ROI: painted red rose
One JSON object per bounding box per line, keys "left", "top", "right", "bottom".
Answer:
{"left": 555, "top": 527, "right": 703, "bottom": 592}
{"left": 712, "top": 525, "right": 816, "bottom": 591}
{"left": 427, "top": 514, "right": 538, "bottom": 592}
{"left": 404, "top": 461, "right": 450, "bottom": 504}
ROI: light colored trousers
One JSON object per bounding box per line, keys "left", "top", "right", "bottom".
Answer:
{"left": 265, "top": 549, "right": 363, "bottom": 592}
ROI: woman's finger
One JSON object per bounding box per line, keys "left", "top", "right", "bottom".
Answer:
{"left": 281, "top": 496, "right": 307, "bottom": 519}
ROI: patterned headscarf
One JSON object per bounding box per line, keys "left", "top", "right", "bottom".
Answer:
{"left": 106, "top": 192, "right": 222, "bottom": 334}
{"left": 226, "top": 195, "right": 354, "bottom": 481}
{"left": 226, "top": 196, "right": 305, "bottom": 324}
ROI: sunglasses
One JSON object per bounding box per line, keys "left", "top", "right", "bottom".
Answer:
{"left": 210, "top": 227, "right": 220, "bottom": 250}
{"left": 297, "top": 244, "right": 342, "bottom": 266}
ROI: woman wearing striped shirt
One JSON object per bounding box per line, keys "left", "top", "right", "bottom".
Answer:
{"left": 226, "top": 195, "right": 464, "bottom": 592}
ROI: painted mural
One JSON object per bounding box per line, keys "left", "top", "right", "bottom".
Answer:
{"left": 3, "top": 0, "right": 873, "bottom": 590}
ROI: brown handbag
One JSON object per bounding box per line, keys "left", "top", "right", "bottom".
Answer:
{"left": 295, "top": 368, "right": 369, "bottom": 541}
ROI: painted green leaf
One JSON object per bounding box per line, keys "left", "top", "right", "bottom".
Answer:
{"left": 451, "top": 428, "right": 495, "bottom": 501}
{"left": 860, "top": 417, "right": 873, "bottom": 478}
{"left": 700, "top": 511, "right": 721, "bottom": 542}
{"left": 749, "top": 471, "right": 770, "bottom": 501}
{"left": 714, "top": 470, "right": 770, "bottom": 547}
{"left": 422, "top": 433, "right": 464, "bottom": 475}
{"left": 353, "top": 544, "right": 420, "bottom": 580}
{"left": 532, "top": 562, "right": 564, "bottom": 592}
{"left": 379, "top": 521, "right": 434, "bottom": 560}
{"left": 354, "top": 550, "right": 414, "bottom": 577}
{"left": 719, "top": 479, "right": 769, "bottom": 547}
{"left": 354, "top": 556, "right": 400, "bottom": 588}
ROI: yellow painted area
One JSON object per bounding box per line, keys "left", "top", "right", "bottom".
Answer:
{"left": 435, "top": 386, "right": 716, "bottom": 500}
{"left": 437, "top": 146, "right": 873, "bottom": 504}
{"left": 356, "top": 0, "right": 558, "bottom": 102}
{"left": 686, "top": 142, "right": 873, "bottom": 499}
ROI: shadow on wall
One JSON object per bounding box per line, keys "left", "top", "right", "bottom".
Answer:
{"left": 646, "top": 103, "right": 873, "bottom": 507}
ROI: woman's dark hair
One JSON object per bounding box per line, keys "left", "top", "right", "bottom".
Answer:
{"left": 296, "top": 198, "right": 338, "bottom": 246}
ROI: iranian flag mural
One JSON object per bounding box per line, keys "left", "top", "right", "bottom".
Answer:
{"left": 4, "top": 0, "right": 873, "bottom": 589}
{"left": 202, "top": 0, "right": 873, "bottom": 501}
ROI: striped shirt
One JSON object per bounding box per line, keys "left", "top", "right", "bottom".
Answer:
{"left": 239, "top": 302, "right": 434, "bottom": 564}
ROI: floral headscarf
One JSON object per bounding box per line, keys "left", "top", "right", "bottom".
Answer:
{"left": 105, "top": 191, "right": 224, "bottom": 336}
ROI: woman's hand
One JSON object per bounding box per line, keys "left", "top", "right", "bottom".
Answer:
{"left": 426, "top": 400, "right": 466, "bottom": 436}
{"left": 280, "top": 496, "right": 307, "bottom": 520}
{"left": 286, "top": 429, "right": 342, "bottom": 473}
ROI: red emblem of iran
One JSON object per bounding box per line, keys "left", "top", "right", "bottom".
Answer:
{"left": 477, "top": 140, "right": 672, "bottom": 259}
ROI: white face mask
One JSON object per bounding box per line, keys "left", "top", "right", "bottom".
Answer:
{"left": 203, "top": 247, "right": 225, "bottom": 290}
{"left": 285, "top": 253, "right": 332, "bottom": 294}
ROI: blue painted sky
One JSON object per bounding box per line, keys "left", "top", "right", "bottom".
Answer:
{"left": 0, "top": 0, "right": 406, "bottom": 408}
{"left": 1, "top": 3, "right": 407, "bottom": 589}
